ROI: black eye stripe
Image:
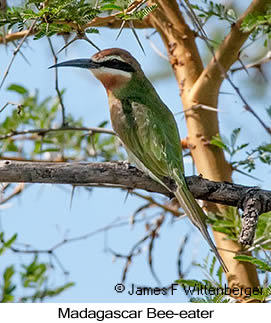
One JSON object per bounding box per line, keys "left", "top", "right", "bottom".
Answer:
{"left": 100, "top": 59, "right": 135, "bottom": 72}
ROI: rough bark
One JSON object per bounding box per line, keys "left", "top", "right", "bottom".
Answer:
{"left": 0, "top": 160, "right": 270, "bottom": 214}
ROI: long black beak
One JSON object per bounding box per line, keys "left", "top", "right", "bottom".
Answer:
{"left": 49, "top": 58, "right": 100, "bottom": 69}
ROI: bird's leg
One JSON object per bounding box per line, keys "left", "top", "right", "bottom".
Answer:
{"left": 117, "top": 160, "right": 136, "bottom": 170}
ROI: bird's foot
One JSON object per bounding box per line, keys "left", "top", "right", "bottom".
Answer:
{"left": 118, "top": 160, "right": 136, "bottom": 170}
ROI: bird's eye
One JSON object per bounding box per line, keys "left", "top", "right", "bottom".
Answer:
{"left": 110, "top": 59, "right": 120, "bottom": 64}
{"left": 101, "top": 58, "right": 135, "bottom": 72}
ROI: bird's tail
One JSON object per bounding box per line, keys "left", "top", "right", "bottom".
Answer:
{"left": 172, "top": 170, "right": 228, "bottom": 273}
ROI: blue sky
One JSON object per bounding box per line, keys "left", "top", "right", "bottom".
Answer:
{"left": 1, "top": 16, "right": 271, "bottom": 302}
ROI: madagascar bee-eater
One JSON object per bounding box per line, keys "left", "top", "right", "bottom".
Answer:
{"left": 50, "top": 48, "right": 228, "bottom": 272}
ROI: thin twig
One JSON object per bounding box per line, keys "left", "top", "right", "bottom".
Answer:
{"left": 2, "top": 212, "right": 158, "bottom": 256}
{"left": 0, "top": 126, "right": 115, "bottom": 141}
{"left": 121, "top": 234, "right": 150, "bottom": 282}
{"left": 182, "top": 0, "right": 271, "bottom": 136}
{"left": 129, "top": 20, "right": 145, "bottom": 55}
{"left": 177, "top": 234, "right": 189, "bottom": 279}
{"left": 56, "top": 32, "right": 100, "bottom": 55}
{"left": 0, "top": 183, "right": 25, "bottom": 205}
{"left": 11, "top": 40, "right": 31, "bottom": 65}
{"left": 47, "top": 37, "right": 67, "bottom": 126}
{"left": 0, "top": 102, "right": 9, "bottom": 114}
{"left": 0, "top": 20, "right": 36, "bottom": 91}
{"left": 115, "top": 20, "right": 126, "bottom": 40}
{"left": 246, "top": 238, "right": 271, "bottom": 252}
{"left": 175, "top": 104, "right": 224, "bottom": 116}
{"left": 132, "top": 191, "right": 181, "bottom": 217}
{"left": 243, "top": 104, "right": 271, "bottom": 135}
{"left": 231, "top": 51, "right": 271, "bottom": 73}
{"left": 145, "top": 30, "right": 168, "bottom": 60}
{"left": 0, "top": 101, "right": 23, "bottom": 114}
{"left": 148, "top": 215, "right": 164, "bottom": 285}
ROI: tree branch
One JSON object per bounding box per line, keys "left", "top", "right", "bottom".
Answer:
{"left": 191, "top": 0, "right": 271, "bottom": 104}
{"left": 0, "top": 20, "right": 36, "bottom": 90}
{"left": 147, "top": 1, "right": 267, "bottom": 294}
{"left": 0, "top": 6, "right": 151, "bottom": 45}
{"left": 148, "top": 0, "right": 203, "bottom": 96}
{"left": 0, "top": 160, "right": 270, "bottom": 214}
{"left": 0, "top": 126, "right": 115, "bottom": 140}
{"left": 238, "top": 189, "right": 268, "bottom": 246}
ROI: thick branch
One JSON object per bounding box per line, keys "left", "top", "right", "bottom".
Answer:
{"left": 148, "top": 0, "right": 231, "bottom": 182}
{"left": 0, "top": 30, "right": 34, "bottom": 44}
{"left": 191, "top": 0, "right": 271, "bottom": 103}
{"left": 0, "top": 160, "right": 270, "bottom": 214}
{"left": 238, "top": 189, "right": 266, "bottom": 246}
{"left": 148, "top": 0, "right": 203, "bottom": 96}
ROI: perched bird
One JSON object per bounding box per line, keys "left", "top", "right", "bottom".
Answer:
{"left": 50, "top": 48, "right": 228, "bottom": 272}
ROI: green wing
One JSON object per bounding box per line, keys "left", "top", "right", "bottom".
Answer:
{"left": 114, "top": 98, "right": 228, "bottom": 271}
{"left": 119, "top": 99, "right": 184, "bottom": 181}
{"left": 115, "top": 98, "right": 228, "bottom": 272}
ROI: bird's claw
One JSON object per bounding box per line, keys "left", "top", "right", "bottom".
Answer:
{"left": 118, "top": 160, "right": 136, "bottom": 170}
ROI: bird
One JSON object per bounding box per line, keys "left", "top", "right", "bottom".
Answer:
{"left": 50, "top": 48, "right": 228, "bottom": 272}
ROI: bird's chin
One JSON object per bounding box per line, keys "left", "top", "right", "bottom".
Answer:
{"left": 91, "top": 69, "right": 131, "bottom": 91}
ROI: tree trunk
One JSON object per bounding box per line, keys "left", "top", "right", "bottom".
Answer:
{"left": 148, "top": 0, "right": 270, "bottom": 302}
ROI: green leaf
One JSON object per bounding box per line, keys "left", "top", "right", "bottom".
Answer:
{"left": 266, "top": 106, "right": 271, "bottom": 119}
{"left": 39, "top": 148, "right": 60, "bottom": 153}
{"left": 234, "top": 255, "right": 271, "bottom": 272}
{"left": 101, "top": 4, "right": 123, "bottom": 11}
{"left": 21, "top": 256, "right": 47, "bottom": 288}
{"left": 216, "top": 266, "right": 223, "bottom": 286}
{"left": 248, "top": 285, "right": 271, "bottom": 302}
{"left": 210, "top": 134, "right": 229, "bottom": 151}
{"left": 209, "top": 256, "right": 216, "bottom": 276}
{"left": 20, "top": 282, "right": 75, "bottom": 302}
{"left": 0, "top": 233, "right": 17, "bottom": 255}
{"left": 85, "top": 27, "right": 99, "bottom": 34}
{"left": 191, "top": 1, "right": 237, "bottom": 24}
{"left": 128, "top": 5, "right": 157, "bottom": 20}
{"left": 98, "top": 120, "right": 109, "bottom": 128}
{"left": 176, "top": 279, "right": 205, "bottom": 288}
{"left": 4, "top": 234, "right": 17, "bottom": 248}
{"left": 190, "top": 297, "right": 208, "bottom": 303}
{"left": 230, "top": 128, "right": 241, "bottom": 148}
{"left": 1, "top": 266, "right": 16, "bottom": 302}
{"left": 7, "top": 84, "right": 28, "bottom": 95}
